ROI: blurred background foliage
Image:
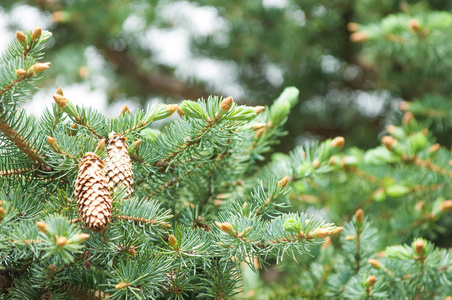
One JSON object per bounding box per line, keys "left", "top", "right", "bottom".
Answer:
{"left": 0, "top": 0, "right": 451, "bottom": 149}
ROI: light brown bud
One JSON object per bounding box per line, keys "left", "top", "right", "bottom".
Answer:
{"left": 421, "top": 128, "right": 428, "bottom": 136}
{"left": 350, "top": 32, "right": 368, "bottom": 43}
{"left": 312, "top": 159, "right": 320, "bottom": 169}
{"left": 367, "top": 275, "right": 377, "bottom": 287}
{"left": 95, "top": 139, "right": 105, "bottom": 152}
{"left": 52, "top": 93, "right": 68, "bottom": 109}
{"left": 440, "top": 200, "right": 452, "bottom": 212}
{"left": 133, "top": 139, "right": 142, "bottom": 149}
{"left": 331, "top": 136, "right": 345, "bottom": 150}
{"left": 168, "top": 234, "right": 177, "bottom": 247}
{"left": 402, "top": 112, "right": 414, "bottom": 125}
{"left": 414, "top": 240, "right": 424, "bottom": 255}
{"left": 368, "top": 259, "right": 380, "bottom": 269}
{"left": 115, "top": 282, "right": 129, "bottom": 289}
{"left": 409, "top": 19, "right": 420, "bottom": 32}
{"left": 345, "top": 235, "right": 356, "bottom": 241}
{"left": 347, "top": 22, "right": 359, "bottom": 32}
{"left": 220, "top": 96, "right": 233, "bottom": 111}
{"left": 165, "top": 104, "right": 178, "bottom": 116}
{"left": 77, "top": 233, "right": 90, "bottom": 243}
{"left": 381, "top": 136, "right": 397, "bottom": 151}
{"left": 330, "top": 226, "right": 343, "bottom": 235}
{"left": 355, "top": 209, "right": 364, "bottom": 222}
{"left": 36, "top": 221, "right": 48, "bottom": 233}
{"left": 16, "top": 31, "right": 27, "bottom": 44}
{"left": 128, "top": 245, "right": 137, "bottom": 256}
{"left": 120, "top": 105, "right": 130, "bottom": 115}
{"left": 32, "top": 27, "right": 42, "bottom": 40}
{"left": 385, "top": 125, "right": 396, "bottom": 134}
{"left": 253, "top": 123, "right": 266, "bottom": 130}
{"left": 315, "top": 228, "right": 329, "bottom": 238}
{"left": 428, "top": 143, "right": 440, "bottom": 153}
{"left": 15, "top": 69, "right": 27, "bottom": 77}
{"left": 176, "top": 106, "right": 185, "bottom": 117}
{"left": 78, "top": 66, "right": 89, "bottom": 78}
{"left": 31, "top": 62, "right": 51, "bottom": 73}
{"left": 415, "top": 200, "right": 424, "bottom": 211}
{"left": 56, "top": 87, "right": 64, "bottom": 96}
{"left": 0, "top": 207, "right": 5, "bottom": 219}
{"left": 254, "top": 106, "right": 265, "bottom": 115}
{"left": 277, "top": 176, "right": 289, "bottom": 188}
{"left": 56, "top": 236, "right": 68, "bottom": 246}
{"left": 214, "top": 221, "right": 223, "bottom": 230}
{"left": 46, "top": 136, "right": 59, "bottom": 152}
{"left": 221, "top": 222, "right": 232, "bottom": 233}
{"left": 398, "top": 101, "right": 410, "bottom": 111}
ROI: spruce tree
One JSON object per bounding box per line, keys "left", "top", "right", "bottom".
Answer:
{"left": 1, "top": 12, "right": 452, "bottom": 300}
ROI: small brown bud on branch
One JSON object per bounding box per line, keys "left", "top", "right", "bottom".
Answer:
{"left": 220, "top": 96, "right": 233, "bottom": 111}
{"left": 414, "top": 240, "right": 424, "bottom": 255}
{"left": 169, "top": 234, "right": 177, "bottom": 248}
{"left": 52, "top": 93, "right": 68, "bottom": 109}
{"left": 115, "top": 282, "right": 129, "bottom": 289}
{"left": 428, "top": 143, "right": 440, "bottom": 153}
{"left": 355, "top": 209, "right": 364, "bottom": 222}
{"left": 277, "top": 176, "right": 289, "bottom": 188}
{"left": 221, "top": 222, "right": 232, "bottom": 233}
{"left": 440, "top": 200, "right": 452, "bottom": 212}
{"left": 77, "top": 233, "right": 90, "bottom": 243}
{"left": 15, "top": 69, "right": 27, "bottom": 77}
{"left": 36, "top": 221, "right": 48, "bottom": 233}
{"left": 350, "top": 32, "right": 368, "bottom": 43}
{"left": 381, "top": 136, "right": 397, "bottom": 151}
{"left": 367, "top": 275, "right": 377, "bottom": 287}
{"left": 254, "top": 106, "right": 265, "bottom": 115}
{"left": 253, "top": 123, "right": 266, "bottom": 130}
{"left": 331, "top": 136, "right": 345, "bottom": 150}
{"left": 347, "top": 22, "right": 359, "bottom": 32}
{"left": 32, "top": 27, "right": 42, "bottom": 40}
{"left": 16, "top": 31, "right": 27, "bottom": 44}
{"left": 402, "top": 112, "right": 414, "bottom": 125}
{"left": 315, "top": 228, "right": 329, "bottom": 238}
{"left": 56, "top": 236, "right": 68, "bottom": 246}
{"left": 368, "top": 259, "right": 380, "bottom": 269}
{"left": 31, "top": 62, "right": 51, "bottom": 73}
{"left": 120, "top": 105, "right": 130, "bottom": 115}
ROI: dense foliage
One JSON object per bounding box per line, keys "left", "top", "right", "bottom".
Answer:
{"left": 1, "top": 1, "right": 452, "bottom": 299}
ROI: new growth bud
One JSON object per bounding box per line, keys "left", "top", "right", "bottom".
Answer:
{"left": 120, "top": 105, "right": 130, "bottom": 115}
{"left": 315, "top": 228, "right": 329, "bottom": 238}
{"left": 350, "top": 32, "right": 369, "bottom": 43}
{"left": 52, "top": 93, "right": 68, "bottom": 109}
{"left": 402, "top": 112, "right": 413, "bottom": 125}
{"left": 56, "top": 236, "right": 68, "bottom": 246}
{"left": 368, "top": 259, "right": 380, "bottom": 269}
{"left": 440, "top": 200, "right": 452, "bottom": 212}
{"left": 414, "top": 240, "right": 425, "bottom": 255}
{"left": 254, "top": 106, "right": 265, "bottom": 115}
{"left": 77, "top": 233, "right": 90, "bottom": 243}
{"left": 367, "top": 275, "right": 377, "bottom": 287}
{"left": 0, "top": 207, "right": 5, "bottom": 220}
{"left": 347, "top": 22, "right": 359, "bottom": 32}
{"left": 165, "top": 104, "right": 178, "bottom": 117}
{"left": 428, "top": 143, "right": 440, "bottom": 153}
{"left": 32, "top": 27, "right": 42, "bottom": 40}
{"left": 221, "top": 222, "right": 233, "bottom": 233}
{"left": 355, "top": 209, "right": 364, "bottom": 222}
{"left": 31, "top": 62, "right": 51, "bottom": 73}
{"left": 331, "top": 136, "right": 345, "bottom": 150}
{"left": 169, "top": 234, "right": 177, "bottom": 247}
{"left": 398, "top": 101, "right": 410, "bottom": 111}
{"left": 176, "top": 106, "right": 185, "bottom": 117}
{"left": 220, "top": 96, "right": 233, "bottom": 111}
{"left": 253, "top": 123, "right": 266, "bottom": 130}
{"left": 277, "top": 176, "right": 289, "bottom": 188}
{"left": 381, "top": 136, "right": 397, "bottom": 151}
{"left": 36, "top": 221, "right": 48, "bottom": 233}
{"left": 16, "top": 31, "right": 27, "bottom": 44}
{"left": 46, "top": 136, "right": 59, "bottom": 152}
{"left": 409, "top": 19, "right": 420, "bottom": 32}
{"left": 56, "top": 87, "right": 64, "bottom": 96}
{"left": 15, "top": 69, "right": 27, "bottom": 77}
{"left": 115, "top": 282, "right": 129, "bottom": 289}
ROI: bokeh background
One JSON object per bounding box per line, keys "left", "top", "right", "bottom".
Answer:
{"left": 1, "top": 0, "right": 451, "bottom": 153}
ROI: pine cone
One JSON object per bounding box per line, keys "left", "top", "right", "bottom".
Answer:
{"left": 104, "top": 132, "right": 134, "bottom": 197}
{"left": 75, "top": 152, "right": 112, "bottom": 232}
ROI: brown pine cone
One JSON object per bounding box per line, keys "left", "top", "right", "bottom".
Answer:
{"left": 104, "top": 132, "right": 134, "bottom": 198}
{"left": 75, "top": 152, "right": 112, "bottom": 232}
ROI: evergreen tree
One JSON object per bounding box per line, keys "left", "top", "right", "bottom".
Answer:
{"left": 1, "top": 4, "right": 452, "bottom": 299}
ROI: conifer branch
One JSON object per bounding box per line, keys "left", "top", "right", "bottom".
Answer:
{"left": 0, "top": 117, "right": 44, "bottom": 164}
{"left": 0, "top": 72, "right": 34, "bottom": 97}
